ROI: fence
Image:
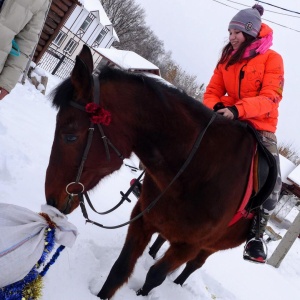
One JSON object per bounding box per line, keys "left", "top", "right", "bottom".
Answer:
{"left": 37, "top": 47, "right": 75, "bottom": 79}
{"left": 272, "top": 195, "right": 299, "bottom": 223}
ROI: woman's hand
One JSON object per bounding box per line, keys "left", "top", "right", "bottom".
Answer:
{"left": 0, "top": 88, "right": 9, "bottom": 100}
{"left": 216, "top": 105, "right": 239, "bottom": 120}
{"left": 216, "top": 107, "right": 235, "bottom": 119}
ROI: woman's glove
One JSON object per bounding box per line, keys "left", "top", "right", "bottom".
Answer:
{"left": 213, "top": 102, "right": 225, "bottom": 112}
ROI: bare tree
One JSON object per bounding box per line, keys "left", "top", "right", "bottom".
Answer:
{"left": 99, "top": 0, "right": 165, "bottom": 72}
{"left": 158, "top": 51, "right": 205, "bottom": 101}
{"left": 100, "top": 0, "right": 205, "bottom": 101}
{"left": 131, "top": 27, "right": 165, "bottom": 66}
{"left": 279, "top": 143, "right": 300, "bottom": 165}
{"left": 100, "top": 0, "right": 156, "bottom": 52}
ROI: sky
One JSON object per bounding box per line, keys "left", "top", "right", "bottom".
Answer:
{"left": 134, "top": 0, "right": 300, "bottom": 151}
{"left": 1, "top": 66, "right": 300, "bottom": 298}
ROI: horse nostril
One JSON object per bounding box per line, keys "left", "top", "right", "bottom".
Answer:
{"left": 47, "top": 198, "right": 56, "bottom": 207}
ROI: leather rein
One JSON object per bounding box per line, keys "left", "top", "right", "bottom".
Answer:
{"left": 65, "top": 74, "right": 216, "bottom": 229}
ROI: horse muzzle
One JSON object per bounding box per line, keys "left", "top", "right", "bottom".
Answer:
{"left": 58, "top": 181, "right": 85, "bottom": 214}
{"left": 62, "top": 194, "right": 76, "bottom": 214}
{"left": 46, "top": 193, "right": 80, "bottom": 215}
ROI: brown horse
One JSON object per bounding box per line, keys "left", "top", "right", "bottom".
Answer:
{"left": 45, "top": 45, "right": 256, "bottom": 299}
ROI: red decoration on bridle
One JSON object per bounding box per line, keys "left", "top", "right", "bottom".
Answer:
{"left": 85, "top": 103, "right": 112, "bottom": 125}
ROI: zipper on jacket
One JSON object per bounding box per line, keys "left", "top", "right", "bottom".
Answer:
{"left": 238, "top": 64, "right": 247, "bottom": 99}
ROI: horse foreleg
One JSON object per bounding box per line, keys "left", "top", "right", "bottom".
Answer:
{"left": 149, "top": 234, "right": 166, "bottom": 259}
{"left": 173, "top": 249, "right": 214, "bottom": 286}
{"left": 97, "top": 204, "right": 153, "bottom": 299}
{"left": 136, "top": 243, "right": 199, "bottom": 296}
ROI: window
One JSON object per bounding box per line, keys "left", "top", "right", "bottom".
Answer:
{"left": 52, "top": 31, "right": 67, "bottom": 47}
{"left": 64, "top": 39, "right": 78, "bottom": 55}
{"left": 92, "top": 27, "right": 109, "bottom": 47}
{"left": 80, "top": 15, "right": 93, "bottom": 32}
{"left": 77, "top": 13, "right": 95, "bottom": 38}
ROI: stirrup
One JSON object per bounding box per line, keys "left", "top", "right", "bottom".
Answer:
{"left": 243, "top": 237, "right": 268, "bottom": 264}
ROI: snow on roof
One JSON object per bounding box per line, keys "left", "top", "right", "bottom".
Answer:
{"left": 95, "top": 48, "right": 159, "bottom": 72}
{"left": 112, "top": 29, "right": 119, "bottom": 43}
{"left": 83, "top": 0, "right": 111, "bottom": 26}
{"left": 81, "top": 0, "right": 119, "bottom": 42}
{"left": 288, "top": 165, "right": 300, "bottom": 186}
{"left": 280, "top": 154, "right": 297, "bottom": 185}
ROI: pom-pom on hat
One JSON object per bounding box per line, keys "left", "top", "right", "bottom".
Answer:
{"left": 228, "top": 4, "right": 264, "bottom": 37}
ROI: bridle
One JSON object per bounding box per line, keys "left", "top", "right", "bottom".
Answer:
{"left": 63, "top": 75, "right": 124, "bottom": 214}
{"left": 63, "top": 74, "right": 217, "bottom": 229}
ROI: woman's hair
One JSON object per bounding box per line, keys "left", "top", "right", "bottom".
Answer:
{"left": 217, "top": 32, "right": 256, "bottom": 69}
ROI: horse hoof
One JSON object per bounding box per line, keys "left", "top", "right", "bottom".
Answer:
{"left": 136, "top": 288, "right": 148, "bottom": 296}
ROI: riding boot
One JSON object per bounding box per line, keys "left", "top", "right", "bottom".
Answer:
{"left": 243, "top": 211, "right": 270, "bottom": 264}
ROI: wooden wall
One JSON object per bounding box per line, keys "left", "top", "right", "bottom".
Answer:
{"left": 34, "top": 0, "right": 81, "bottom": 63}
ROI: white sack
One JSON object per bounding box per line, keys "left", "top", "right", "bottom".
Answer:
{"left": 0, "top": 203, "right": 78, "bottom": 288}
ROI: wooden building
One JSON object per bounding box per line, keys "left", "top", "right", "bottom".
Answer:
{"left": 34, "top": 0, "right": 81, "bottom": 64}
{"left": 35, "top": 0, "right": 119, "bottom": 78}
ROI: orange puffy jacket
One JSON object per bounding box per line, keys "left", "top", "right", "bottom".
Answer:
{"left": 203, "top": 24, "right": 284, "bottom": 133}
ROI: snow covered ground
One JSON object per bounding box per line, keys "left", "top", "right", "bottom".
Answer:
{"left": 1, "top": 75, "right": 300, "bottom": 300}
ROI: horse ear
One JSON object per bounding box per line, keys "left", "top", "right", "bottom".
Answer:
{"left": 71, "top": 45, "right": 94, "bottom": 100}
{"left": 77, "top": 44, "right": 94, "bottom": 74}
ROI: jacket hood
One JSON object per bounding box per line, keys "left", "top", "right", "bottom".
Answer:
{"left": 259, "top": 23, "right": 273, "bottom": 38}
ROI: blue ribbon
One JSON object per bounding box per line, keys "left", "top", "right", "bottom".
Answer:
{"left": 10, "top": 39, "right": 20, "bottom": 57}
{"left": 0, "top": 226, "right": 65, "bottom": 300}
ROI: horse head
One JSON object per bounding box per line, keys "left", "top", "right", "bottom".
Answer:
{"left": 45, "top": 45, "right": 125, "bottom": 214}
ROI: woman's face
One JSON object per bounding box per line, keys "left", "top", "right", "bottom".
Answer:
{"left": 229, "top": 29, "right": 246, "bottom": 50}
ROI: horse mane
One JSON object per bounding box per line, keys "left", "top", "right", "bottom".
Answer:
{"left": 98, "top": 66, "right": 205, "bottom": 113}
{"left": 49, "top": 65, "right": 202, "bottom": 113}
{"left": 49, "top": 78, "right": 74, "bottom": 110}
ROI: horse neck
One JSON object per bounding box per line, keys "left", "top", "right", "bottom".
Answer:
{"left": 103, "top": 78, "right": 212, "bottom": 171}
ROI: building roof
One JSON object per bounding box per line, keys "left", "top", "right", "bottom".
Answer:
{"left": 288, "top": 164, "right": 300, "bottom": 186}
{"left": 83, "top": 0, "right": 111, "bottom": 26}
{"left": 94, "top": 48, "right": 160, "bottom": 75}
{"left": 280, "top": 154, "right": 297, "bottom": 185}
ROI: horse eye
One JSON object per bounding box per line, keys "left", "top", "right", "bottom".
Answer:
{"left": 63, "top": 134, "right": 78, "bottom": 143}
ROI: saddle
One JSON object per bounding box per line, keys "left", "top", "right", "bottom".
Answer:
{"left": 228, "top": 123, "right": 278, "bottom": 226}
{"left": 246, "top": 125, "right": 278, "bottom": 209}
